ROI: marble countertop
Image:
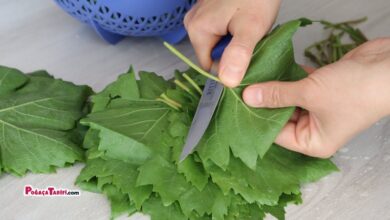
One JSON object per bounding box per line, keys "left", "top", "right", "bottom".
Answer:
{"left": 0, "top": 0, "right": 389, "bottom": 219}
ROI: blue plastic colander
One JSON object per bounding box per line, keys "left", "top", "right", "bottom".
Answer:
{"left": 54, "top": 0, "right": 196, "bottom": 44}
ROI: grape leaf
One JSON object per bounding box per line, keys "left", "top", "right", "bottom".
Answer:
{"left": 142, "top": 197, "right": 187, "bottom": 220}
{"left": 178, "top": 182, "right": 230, "bottom": 219}
{"left": 262, "top": 193, "right": 303, "bottom": 220}
{"left": 91, "top": 67, "right": 140, "bottom": 112}
{"left": 136, "top": 155, "right": 192, "bottom": 205}
{"left": 0, "top": 66, "right": 91, "bottom": 176}
{"left": 205, "top": 145, "right": 337, "bottom": 206}
{"left": 76, "top": 157, "right": 152, "bottom": 209}
{"left": 0, "top": 66, "right": 28, "bottom": 95}
{"left": 177, "top": 155, "right": 209, "bottom": 191}
{"left": 137, "top": 71, "right": 171, "bottom": 99}
{"left": 103, "top": 184, "right": 137, "bottom": 219}
{"left": 81, "top": 101, "right": 172, "bottom": 163}
{"left": 197, "top": 20, "right": 308, "bottom": 170}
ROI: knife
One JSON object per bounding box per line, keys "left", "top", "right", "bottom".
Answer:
{"left": 179, "top": 35, "right": 232, "bottom": 162}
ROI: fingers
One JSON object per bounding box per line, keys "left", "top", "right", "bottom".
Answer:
{"left": 184, "top": 2, "right": 236, "bottom": 70}
{"left": 184, "top": 0, "right": 281, "bottom": 83}
{"left": 243, "top": 80, "right": 311, "bottom": 108}
{"left": 275, "top": 110, "right": 335, "bottom": 158}
{"left": 218, "top": 12, "right": 270, "bottom": 87}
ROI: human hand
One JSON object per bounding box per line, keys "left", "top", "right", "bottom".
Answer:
{"left": 243, "top": 38, "right": 390, "bottom": 158}
{"left": 184, "top": 0, "right": 281, "bottom": 87}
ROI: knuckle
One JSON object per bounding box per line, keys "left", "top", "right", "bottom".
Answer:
{"left": 299, "top": 76, "right": 324, "bottom": 108}
{"left": 186, "top": 21, "right": 205, "bottom": 42}
{"left": 186, "top": 19, "right": 198, "bottom": 33}
{"left": 244, "top": 12, "right": 267, "bottom": 36}
{"left": 183, "top": 12, "right": 192, "bottom": 28}
{"left": 268, "top": 84, "right": 282, "bottom": 107}
{"left": 184, "top": 13, "right": 203, "bottom": 33}
{"left": 243, "top": 12, "right": 263, "bottom": 27}
{"left": 298, "top": 79, "right": 316, "bottom": 107}
{"left": 186, "top": 17, "right": 212, "bottom": 36}
{"left": 228, "top": 42, "right": 253, "bottom": 58}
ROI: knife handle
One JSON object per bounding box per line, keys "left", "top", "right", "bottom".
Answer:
{"left": 211, "top": 34, "right": 232, "bottom": 61}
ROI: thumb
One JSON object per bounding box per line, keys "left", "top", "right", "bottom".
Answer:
{"left": 243, "top": 80, "right": 308, "bottom": 108}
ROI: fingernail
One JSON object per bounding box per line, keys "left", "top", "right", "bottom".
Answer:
{"left": 220, "top": 65, "right": 243, "bottom": 87}
{"left": 244, "top": 87, "right": 263, "bottom": 107}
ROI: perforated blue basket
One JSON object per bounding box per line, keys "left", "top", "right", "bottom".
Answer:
{"left": 54, "top": 0, "right": 196, "bottom": 44}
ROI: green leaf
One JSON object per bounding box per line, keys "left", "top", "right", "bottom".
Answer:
{"left": 263, "top": 193, "right": 303, "bottom": 220}
{"left": 298, "top": 17, "right": 313, "bottom": 26}
{"left": 81, "top": 100, "right": 174, "bottom": 163}
{"left": 83, "top": 129, "right": 100, "bottom": 150}
{"left": 177, "top": 156, "right": 209, "bottom": 191}
{"left": 142, "top": 197, "right": 187, "bottom": 220}
{"left": 197, "top": 20, "right": 308, "bottom": 170}
{"left": 0, "top": 66, "right": 28, "bottom": 95}
{"left": 206, "top": 145, "right": 337, "bottom": 205}
{"left": 225, "top": 196, "right": 265, "bottom": 220}
{"left": 76, "top": 157, "right": 152, "bottom": 209}
{"left": 137, "top": 71, "right": 172, "bottom": 99}
{"left": 136, "top": 156, "right": 192, "bottom": 206}
{"left": 103, "top": 184, "right": 137, "bottom": 219}
{"left": 91, "top": 67, "right": 140, "bottom": 112}
{"left": 27, "top": 70, "right": 53, "bottom": 78}
{"left": 179, "top": 182, "right": 230, "bottom": 219}
{"left": 0, "top": 66, "right": 91, "bottom": 176}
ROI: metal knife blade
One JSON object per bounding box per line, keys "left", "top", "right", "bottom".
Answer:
{"left": 179, "top": 61, "right": 224, "bottom": 161}
{"left": 179, "top": 34, "right": 232, "bottom": 162}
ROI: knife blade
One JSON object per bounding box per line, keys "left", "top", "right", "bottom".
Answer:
{"left": 179, "top": 35, "right": 232, "bottom": 162}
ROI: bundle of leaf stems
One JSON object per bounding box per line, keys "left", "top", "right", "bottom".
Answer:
{"left": 157, "top": 72, "right": 203, "bottom": 111}
{"left": 305, "top": 17, "right": 368, "bottom": 67}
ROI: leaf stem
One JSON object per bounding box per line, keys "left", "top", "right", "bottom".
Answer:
{"left": 156, "top": 98, "right": 180, "bottom": 111}
{"left": 163, "top": 42, "right": 221, "bottom": 83}
{"left": 174, "top": 79, "right": 198, "bottom": 98}
{"left": 182, "top": 73, "right": 203, "bottom": 95}
{"left": 160, "top": 93, "right": 182, "bottom": 109}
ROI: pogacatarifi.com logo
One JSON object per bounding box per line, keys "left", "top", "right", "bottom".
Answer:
{"left": 24, "top": 185, "right": 80, "bottom": 197}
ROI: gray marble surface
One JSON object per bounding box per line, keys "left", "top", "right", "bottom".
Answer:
{"left": 0, "top": 0, "right": 389, "bottom": 219}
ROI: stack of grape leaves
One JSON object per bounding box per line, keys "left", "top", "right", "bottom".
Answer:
{"left": 76, "top": 19, "right": 338, "bottom": 220}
